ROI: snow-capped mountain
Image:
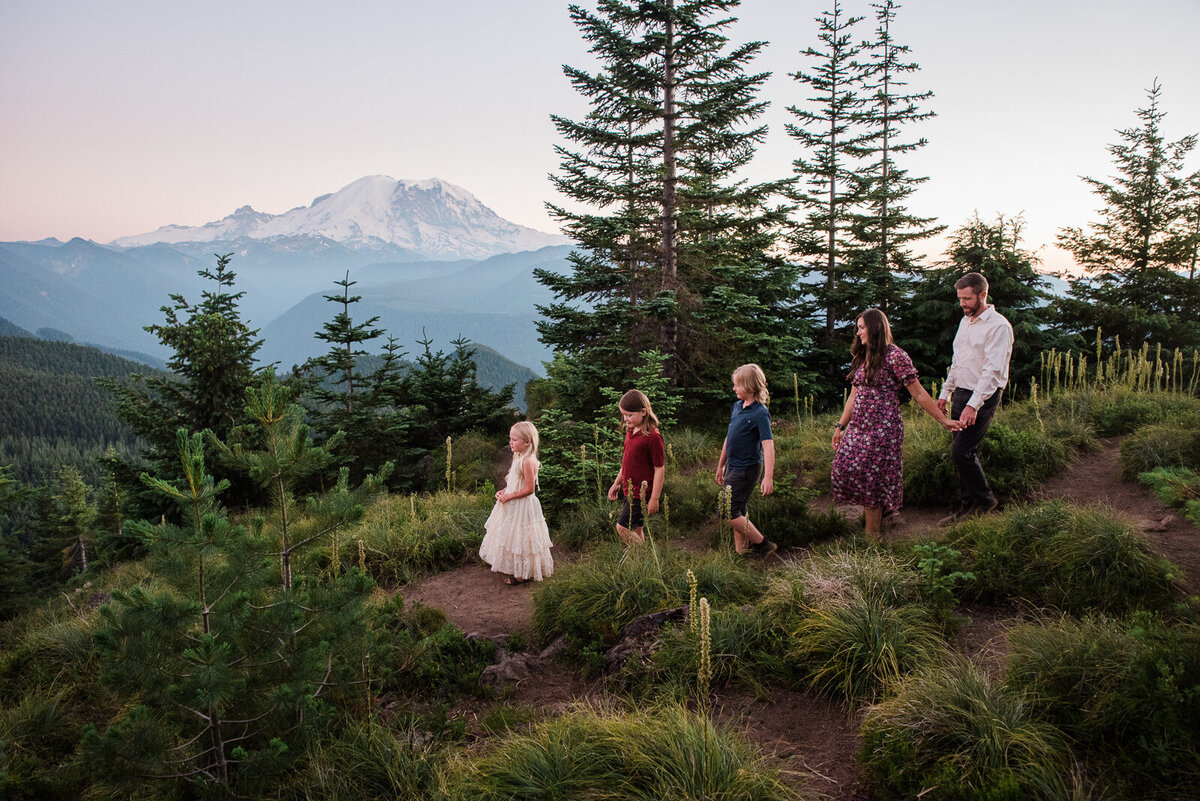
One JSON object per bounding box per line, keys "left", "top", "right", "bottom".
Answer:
{"left": 110, "top": 176, "right": 567, "bottom": 260}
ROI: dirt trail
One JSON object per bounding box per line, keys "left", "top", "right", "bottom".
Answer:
{"left": 398, "top": 436, "right": 1198, "bottom": 800}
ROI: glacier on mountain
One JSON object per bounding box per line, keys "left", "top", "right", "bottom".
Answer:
{"left": 110, "top": 176, "right": 566, "bottom": 260}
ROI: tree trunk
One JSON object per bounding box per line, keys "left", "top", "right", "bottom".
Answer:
{"left": 660, "top": 0, "right": 679, "bottom": 378}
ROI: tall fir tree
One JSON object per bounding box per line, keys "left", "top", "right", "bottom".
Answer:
{"left": 848, "top": 0, "right": 943, "bottom": 313}
{"left": 786, "top": 0, "right": 872, "bottom": 393}
{"left": 538, "top": 0, "right": 811, "bottom": 418}
{"left": 306, "top": 271, "right": 384, "bottom": 415}
{"left": 1057, "top": 81, "right": 1200, "bottom": 350}
{"left": 298, "top": 276, "right": 425, "bottom": 489}
{"left": 101, "top": 253, "right": 264, "bottom": 514}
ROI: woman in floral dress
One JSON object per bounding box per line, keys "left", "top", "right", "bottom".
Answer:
{"left": 831, "top": 309, "right": 961, "bottom": 539}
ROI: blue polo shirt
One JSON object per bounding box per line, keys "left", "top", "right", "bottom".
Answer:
{"left": 725, "top": 400, "right": 772, "bottom": 470}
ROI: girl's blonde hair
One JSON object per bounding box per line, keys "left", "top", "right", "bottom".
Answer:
{"left": 618, "top": 389, "right": 660, "bottom": 432}
{"left": 732, "top": 363, "right": 769, "bottom": 404}
{"left": 510, "top": 421, "right": 539, "bottom": 471}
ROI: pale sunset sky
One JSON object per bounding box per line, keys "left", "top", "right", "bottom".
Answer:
{"left": 2, "top": 0, "right": 1198, "bottom": 274}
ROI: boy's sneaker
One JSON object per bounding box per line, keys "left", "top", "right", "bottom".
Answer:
{"left": 749, "top": 538, "right": 777, "bottom": 558}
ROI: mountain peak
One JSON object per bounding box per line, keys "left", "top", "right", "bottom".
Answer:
{"left": 110, "top": 177, "right": 566, "bottom": 260}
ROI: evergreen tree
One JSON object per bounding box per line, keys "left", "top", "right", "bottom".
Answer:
{"left": 306, "top": 271, "right": 384, "bottom": 415}
{"left": 1057, "top": 81, "right": 1200, "bottom": 350}
{"left": 299, "top": 278, "right": 423, "bottom": 488}
{"left": 101, "top": 253, "right": 264, "bottom": 513}
{"left": 83, "top": 428, "right": 375, "bottom": 796}
{"left": 538, "top": 0, "right": 811, "bottom": 416}
{"left": 0, "top": 465, "right": 35, "bottom": 619}
{"left": 407, "top": 335, "right": 517, "bottom": 449}
{"left": 45, "top": 465, "right": 96, "bottom": 577}
{"left": 212, "top": 371, "right": 390, "bottom": 589}
{"left": 848, "top": 0, "right": 943, "bottom": 311}
{"left": 894, "top": 214, "right": 1068, "bottom": 396}
{"left": 786, "top": 0, "right": 872, "bottom": 391}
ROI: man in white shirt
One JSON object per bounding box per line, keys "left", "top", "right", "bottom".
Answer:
{"left": 936, "top": 272, "right": 1014, "bottom": 524}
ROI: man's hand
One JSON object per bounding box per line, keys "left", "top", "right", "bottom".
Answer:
{"left": 760, "top": 475, "right": 774, "bottom": 497}
{"left": 936, "top": 397, "right": 948, "bottom": 415}
{"left": 959, "top": 405, "right": 978, "bottom": 426}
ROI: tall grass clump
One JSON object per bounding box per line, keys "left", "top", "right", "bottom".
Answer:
{"left": 741, "top": 483, "right": 856, "bottom": 549}
{"left": 643, "top": 603, "right": 786, "bottom": 697}
{"left": 1118, "top": 423, "right": 1200, "bottom": 480}
{"left": 860, "top": 657, "right": 1071, "bottom": 801}
{"left": 666, "top": 427, "right": 715, "bottom": 469}
{"left": 1005, "top": 615, "right": 1200, "bottom": 795}
{"left": 267, "top": 718, "right": 443, "bottom": 801}
{"left": 788, "top": 594, "right": 944, "bottom": 705}
{"left": 551, "top": 495, "right": 619, "bottom": 549}
{"left": 352, "top": 489, "right": 492, "bottom": 583}
{"left": 758, "top": 544, "right": 941, "bottom": 704}
{"left": 951, "top": 501, "right": 1180, "bottom": 614}
{"left": 532, "top": 543, "right": 759, "bottom": 652}
{"left": 370, "top": 594, "right": 497, "bottom": 699}
{"left": 760, "top": 544, "right": 921, "bottom": 623}
{"left": 449, "top": 702, "right": 805, "bottom": 801}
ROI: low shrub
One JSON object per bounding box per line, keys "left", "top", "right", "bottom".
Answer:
{"left": 1118, "top": 423, "right": 1200, "bottom": 480}
{"left": 448, "top": 702, "right": 805, "bottom": 801}
{"left": 860, "top": 657, "right": 1071, "bottom": 801}
{"left": 1140, "top": 466, "right": 1200, "bottom": 525}
{"left": 1005, "top": 614, "right": 1200, "bottom": 795}
{"left": 531, "top": 543, "right": 760, "bottom": 652}
{"left": 1091, "top": 388, "right": 1200, "bottom": 436}
{"left": 951, "top": 501, "right": 1180, "bottom": 614}
{"left": 352, "top": 490, "right": 492, "bottom": 583}
{"left": 905, "top": 419, "right": 1072, "bottom": 507}
{"left": 370, "top": 595, "right": 496, "bottom": 698}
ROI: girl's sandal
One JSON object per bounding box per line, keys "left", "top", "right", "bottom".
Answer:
{"left": 504, "top": 577, "right": 527, "bottom": 585}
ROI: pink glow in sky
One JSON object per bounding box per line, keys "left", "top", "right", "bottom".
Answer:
{"left": 2, "top": 0, "right": 1198, "bottom": 275}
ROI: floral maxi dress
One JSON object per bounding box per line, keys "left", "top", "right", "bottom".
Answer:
{"left": 479, "top": 457, "right": 554, "bottom": 581}
{"left": 831, "top": 344, "right": 920, "bottom": 511}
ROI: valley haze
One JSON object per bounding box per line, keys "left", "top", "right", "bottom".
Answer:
{"left": 0, "top": 176, "right": 571, "bottom": 387}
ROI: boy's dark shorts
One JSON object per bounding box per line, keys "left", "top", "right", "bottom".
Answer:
{"left": 724, "top": 465, "right": 761, "bottom": 519}
{"left": 618, "top": 496, "right": 646, "bottom": 530}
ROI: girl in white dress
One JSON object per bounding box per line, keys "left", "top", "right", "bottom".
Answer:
{"left": 479, "top": 421, "right": 554, "bottom": 585}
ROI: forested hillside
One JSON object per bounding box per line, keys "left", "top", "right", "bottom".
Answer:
{"left": 0, "top": 335, "right": 145, "bottom": 484}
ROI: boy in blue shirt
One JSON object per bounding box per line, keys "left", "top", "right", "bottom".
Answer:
{"left": 714, "top": 364, "right": 777, "bottom": 557}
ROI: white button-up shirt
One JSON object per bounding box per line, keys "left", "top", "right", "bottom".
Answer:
{"left": 938, "top": 305, "right": 1014, "bottom": 410}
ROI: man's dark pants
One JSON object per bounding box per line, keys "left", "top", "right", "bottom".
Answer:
{"left": 950, "top": 387, "right": 1002, "bottom": 510}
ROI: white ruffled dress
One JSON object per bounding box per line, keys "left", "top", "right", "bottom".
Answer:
{"left": 479, "top": 457, "right": 554, "bottom": 581}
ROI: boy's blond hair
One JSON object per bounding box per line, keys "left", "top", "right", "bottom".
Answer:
{"left": 732, "top": 363, "right": 769, "bottom": 405}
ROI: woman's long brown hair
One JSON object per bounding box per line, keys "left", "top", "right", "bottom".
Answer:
{"left": 847, "top": 308, "right": 894, "bottom": 383}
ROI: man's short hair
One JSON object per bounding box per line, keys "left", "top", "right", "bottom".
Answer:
{"left": 954, "top": 272, "right": 989, "bottom": 295}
